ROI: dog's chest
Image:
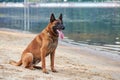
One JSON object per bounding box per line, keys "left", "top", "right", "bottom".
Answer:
{"left": 47, "top": 38, "right": 58, "bottom": 53}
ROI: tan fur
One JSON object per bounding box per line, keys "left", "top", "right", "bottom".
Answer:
{"left": 9, "top": 13, "right": 64, "bottom": 74}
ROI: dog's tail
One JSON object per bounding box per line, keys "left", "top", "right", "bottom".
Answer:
{"left": 9, "top": 60, "right": 22, "bottom": 66}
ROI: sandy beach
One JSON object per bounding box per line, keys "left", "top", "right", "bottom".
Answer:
{"left": 0, "top": 30, "right": 120, "bottom": 80}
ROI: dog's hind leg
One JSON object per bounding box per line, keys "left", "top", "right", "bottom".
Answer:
{"left": 22, "top": 53, "right": 34, "bottom": 70}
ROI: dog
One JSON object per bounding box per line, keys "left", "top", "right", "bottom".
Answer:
{"left": 10, "top": 13, "right": 65, "bottom": 74}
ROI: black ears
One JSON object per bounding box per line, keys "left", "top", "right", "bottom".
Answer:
{"left": 59, "top": 13, "right": 62, "bottom": 21}
{"left": 50, "top": 13, "right": 56, "bottom": 23}
{"left": 50, "top": 13, "right": 63, "bottom": 23}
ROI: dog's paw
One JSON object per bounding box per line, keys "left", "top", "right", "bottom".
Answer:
{"left": 44, "top": 71, "right": 49, "bottom": 74}
{"left": 33, "top": 66, "right": 42, "bottom": 69}
{"left": 52, "top": 69, "right": 58, "bottom": 73}
{"left": 43, "top": 69, "right": 49, "bottom": 74}
{"left": 29, "top": 66, "right": 35, "bottom": 70}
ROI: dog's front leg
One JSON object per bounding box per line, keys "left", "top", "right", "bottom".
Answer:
{"left": 41, "top": 48, "right": 48, "bottom": 74}
{"left": 50, "top": 51, "right": 57, "bottom": 72}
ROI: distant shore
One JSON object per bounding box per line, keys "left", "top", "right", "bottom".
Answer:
{"left": 0, "top": 2, "right": 120, "bottom": 8}
{"left": 0, "top": 29, "right": 120, "bottom": 80}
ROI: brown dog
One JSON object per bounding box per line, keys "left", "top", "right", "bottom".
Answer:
{"left": 10, "top": 13, "right": 65, "bottom": 74}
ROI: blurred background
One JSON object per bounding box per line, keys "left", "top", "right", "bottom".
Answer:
{"left": 0, "top": 0, "right": 120, "bottom": 45}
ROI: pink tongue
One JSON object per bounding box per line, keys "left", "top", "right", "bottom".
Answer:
{"left": 57, "top": 30, "right": 64, "bottom": 39}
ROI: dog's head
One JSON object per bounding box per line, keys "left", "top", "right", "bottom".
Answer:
{"left": 48, "top": 13, "right": 65, "bottom": 39}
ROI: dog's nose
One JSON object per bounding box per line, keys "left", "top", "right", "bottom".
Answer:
{"left": 62, "top": 26, "right": 65, "bottom": 30}
{"left": 59, "top": 24, "right": 65, "bottom": 30}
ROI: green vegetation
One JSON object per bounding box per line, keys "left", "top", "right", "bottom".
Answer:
{"left": 0, "top": 0, "right": 24, "bottom": 2}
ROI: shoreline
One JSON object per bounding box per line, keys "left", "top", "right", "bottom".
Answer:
{"left": 60, "top": 41, "right": 120, "bottom": 64}
{"left": 0, "top": 29, "right": 120, "bottom": 80}
{"left": 1, "top": 28, "right": 120, "bottom": 56}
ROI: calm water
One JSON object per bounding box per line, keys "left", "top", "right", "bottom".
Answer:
{"left": 0, "top": 3, "right": 120, "bottom": 45}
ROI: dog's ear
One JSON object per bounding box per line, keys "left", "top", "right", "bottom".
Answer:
{"left": 59, "top": 13, "right": 62, "bottom": 21}
{"left": 50, "top": 13, "right": 56, "bottom": 23}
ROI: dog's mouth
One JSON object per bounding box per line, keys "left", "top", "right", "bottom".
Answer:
{"left": 57, "top": 29, "right": 64, "bottom": 39}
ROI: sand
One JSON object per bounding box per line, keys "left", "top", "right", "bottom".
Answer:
{"left": 0, "top": 30, "right": 120, "bottom": 80}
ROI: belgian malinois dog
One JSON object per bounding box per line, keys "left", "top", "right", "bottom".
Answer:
{"left": 10, "top": 13, "right": 65, "bottom": 74}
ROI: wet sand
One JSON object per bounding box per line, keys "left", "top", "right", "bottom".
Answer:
{"left": 0, "top": 30, "right": 120, "bottom": 80}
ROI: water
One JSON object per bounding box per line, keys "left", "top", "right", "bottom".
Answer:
{"left": 0, "top": 3, "right": 120, "bottom": 45}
